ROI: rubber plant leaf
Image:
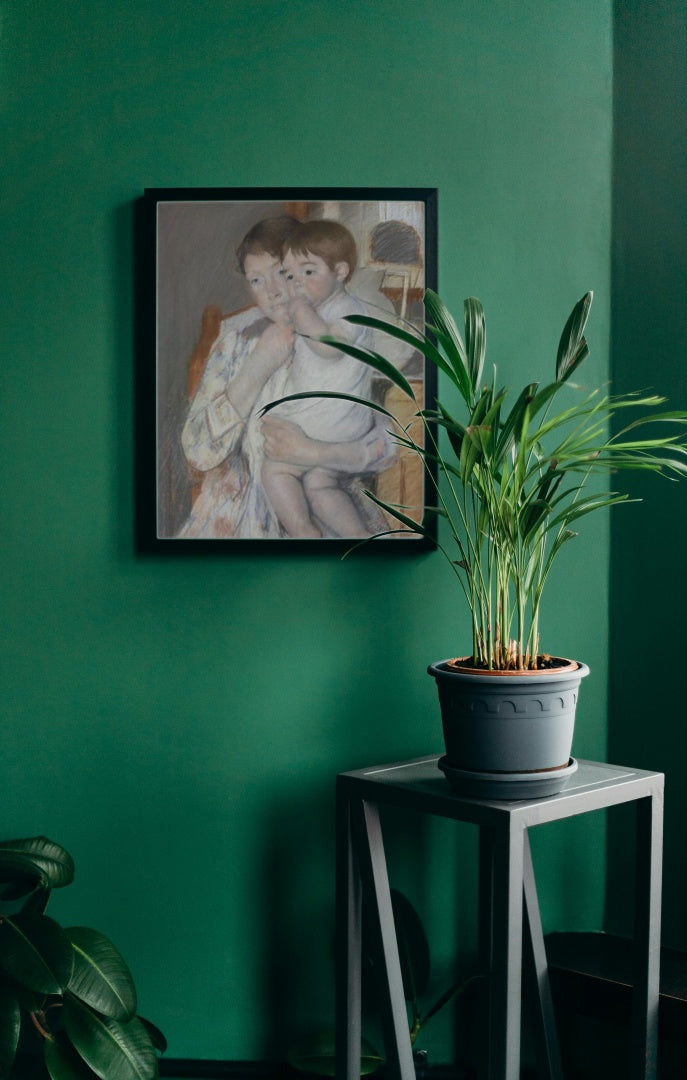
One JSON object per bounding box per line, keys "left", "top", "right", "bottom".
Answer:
{"left": 0, "top": 878, "right": 38, "bottom": 902}
{"left": 287, "top": 1030, "right": 383, "bottom": 1077}
{"left": 0, "top": 837, "right": 75, "bottom": 891}
{"left": 0, "top": 980, "right": 21, "bottom": 1078}
{"left": 14, "top": 980, "right": 45, "bottom": 1014}
{"left": 389, "top": 889, "right": 431, "bottom": 1002}
{"left": 45, "top": 1035, "right": 102, "bottom": 1080}
{"left": 21, "top": 886, "right": 51, "bottom": 916}
{"left": 67, "top": 927, "right": 137, "bottom": 1022}
{"left": 0, "top": 913, "right": 73, "bottom": 994}
{"left": 63, "top": 998, "right": 157, "bottom": 1080}
{"left": 138, "top": 1018, "right": 167, "bottom": 1056}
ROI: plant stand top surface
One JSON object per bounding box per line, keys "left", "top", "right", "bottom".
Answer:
{"left": 337, "top": 756, "right": 664, "bottom": 828}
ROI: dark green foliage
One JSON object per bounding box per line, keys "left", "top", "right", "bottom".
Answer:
{"left": 0, "top": 837, "right": 165, "bottom": 1080}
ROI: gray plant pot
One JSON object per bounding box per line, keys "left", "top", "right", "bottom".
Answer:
{"left": 427, "top": 658, "right": 590, "bottom": 797}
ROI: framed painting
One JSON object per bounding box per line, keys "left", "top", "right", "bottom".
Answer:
{"left": 143, "top": 187, "right": 438, "bottom": 548}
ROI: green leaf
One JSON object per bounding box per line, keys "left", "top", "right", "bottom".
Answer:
{"left": 474, "top": 385, "right": 509, "bottom": 459}
{"left": 21, "top": 887, "right": 51, "bottom": 916}
{"left": 360, "top": 489, "right": 431, "bottom": 539}
{"left": 0, "top": 914, "right": 73, "bottom": 994}
{"left": 548, "top": 493, "right": 631, "bottom": 532}
{"left": 343, "top": 314, "right": 454, "bottom": 384}
{"left": 260, "top": 390, "right": 406, "bottom": 425}
{"left": 424, "top": 290, "right": 468, "bottom": 364}
{"left": 496, "top": 382, "right": 537, "bottom": 460}
{"left": 0, "top": 980, "right": 21, "bottom": 1077}
{"left": 317, "top": 337, "right": 417, "bottom": 400}
{"left": 556, "top": 292, "right": 593, "bottom": 382}
{"left": 14, "top": 981, "right": 46, "bottom": 1015}
{"left": 63, "top": 999, "right": 157, "bottom": 1080}
{"left": 0, "top": 878, "right": 40, "bottom": 903}
{"left": 519, "top": 497, "right": 554, "bottom": 543}
{"left": 423, "top": 290, "right": 472, "bottom": 403}
{"left": 287, "top": 1030, "right": 382, "bottom": 1077}
{"left": 527, "top": 379, "right": 564, "bottom": 421}
{"left": 425, "top": 320, "right": 473, "bottom": 402}
{"left": 0, "top": 838, "right": 75, "bottom": 893}
{"left": 460, "top": 387, "right": 493, "bottom": 485}
{"left": 138, "top": 1018, "right": 166, "bottom": 1056}
{"left": 464, "top": 296, "right": 486, "bottom": 392}
{"left": 45, "top": 1036, "right": 102, "bottom": 1080}
{"left": 67, "top": 928, "right": 137, "bottom": 1022}
{"left": 434, "top": 404, "right": 467, "bottom": 460}
{"left": 390, "top": 890, "right": 431, "bottom": 1002}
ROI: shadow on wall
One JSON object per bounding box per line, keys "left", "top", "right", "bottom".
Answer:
{"left": 257, "top": 774, "right": 490, "bottom": 1070}
{"left": 258, "top": 785, "right": 437, "bottom": 1061}
{"left": 259, "top": 782, "right": 337, "bottom": 1057}
{"left": 607, "top": 0, "right": 687, "bottom": 950}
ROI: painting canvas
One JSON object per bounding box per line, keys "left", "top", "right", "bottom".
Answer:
{"left": 146, "top": 188, "right": 437, "bottom": 546}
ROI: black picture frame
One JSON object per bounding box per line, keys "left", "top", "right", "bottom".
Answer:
{"left": 140, "top": 187, "right": 438, "bottom": 551}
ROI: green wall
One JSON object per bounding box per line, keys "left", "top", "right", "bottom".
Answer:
{"left": 608, "top": 0, "right": 687, "bottom": 950}
{"left": 1, "top": 1, "right": 613, "bottom": 1062}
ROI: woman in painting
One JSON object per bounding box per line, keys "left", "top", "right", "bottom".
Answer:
{"left": 177, "top": 216, "right": 398, "bottom": 539}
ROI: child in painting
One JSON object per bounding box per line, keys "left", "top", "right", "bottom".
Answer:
{"left": 261, "top": 220, "right": 378, "bottom": 538}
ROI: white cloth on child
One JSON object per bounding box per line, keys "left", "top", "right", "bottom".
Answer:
{"left": 273, "top": 290, "right": 374, "bottom": 443}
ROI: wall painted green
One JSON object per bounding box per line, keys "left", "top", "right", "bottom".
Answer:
{"left": 1, "top": 0, "right": 613, "bottom": 1062}
{"left": 608, "top": 0, "right": 687, "bottom": 950}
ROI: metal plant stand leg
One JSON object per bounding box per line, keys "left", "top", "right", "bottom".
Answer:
{"left": 477, "top": 829, "right": 494, "bottom": 1079}
{"left": 631, "top": 792, "right": 663, "bottom": 1080}
{"left": 480, "top": 828, "right": 562, "bottom": 1080}
{"left": 522, "top": 834, "right": 563, "bottom": 1080}
{"left": 335, "top": 785, "right": 415, "bottom": 1080}
{"left": 488, "top": 820, "right": 525, "bottom": 1080}
{"left": 350, "top": 798, "right": 416, "bottom": 1080}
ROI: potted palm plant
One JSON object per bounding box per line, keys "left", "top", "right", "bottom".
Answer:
{"left": 264, "top": 289, "right": 687, "bottom": 796}
{"left": 0, "top": 836, "right": 165, "bottom": 1079}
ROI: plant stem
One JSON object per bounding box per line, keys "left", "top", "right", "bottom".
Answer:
{"left": 30, "top": 1010, "right": 56, "bottom": 1043}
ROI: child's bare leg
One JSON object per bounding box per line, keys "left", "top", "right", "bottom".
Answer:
{"left": 262, "top": 459, "right": 322, "bottom": 538}
{"left": 304, "top": 468, "right": 370, "bottom": 538}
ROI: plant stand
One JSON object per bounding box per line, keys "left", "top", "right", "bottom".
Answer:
{"left": 335, "top": 757, "right": 663, "bottom": 1080}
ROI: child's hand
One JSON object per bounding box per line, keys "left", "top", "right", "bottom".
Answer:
{"left": 288, "top": 294, "right": 317, "bottom": 331}
{"left": 270, "top": 300, "right": 293, "bottom": 328}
